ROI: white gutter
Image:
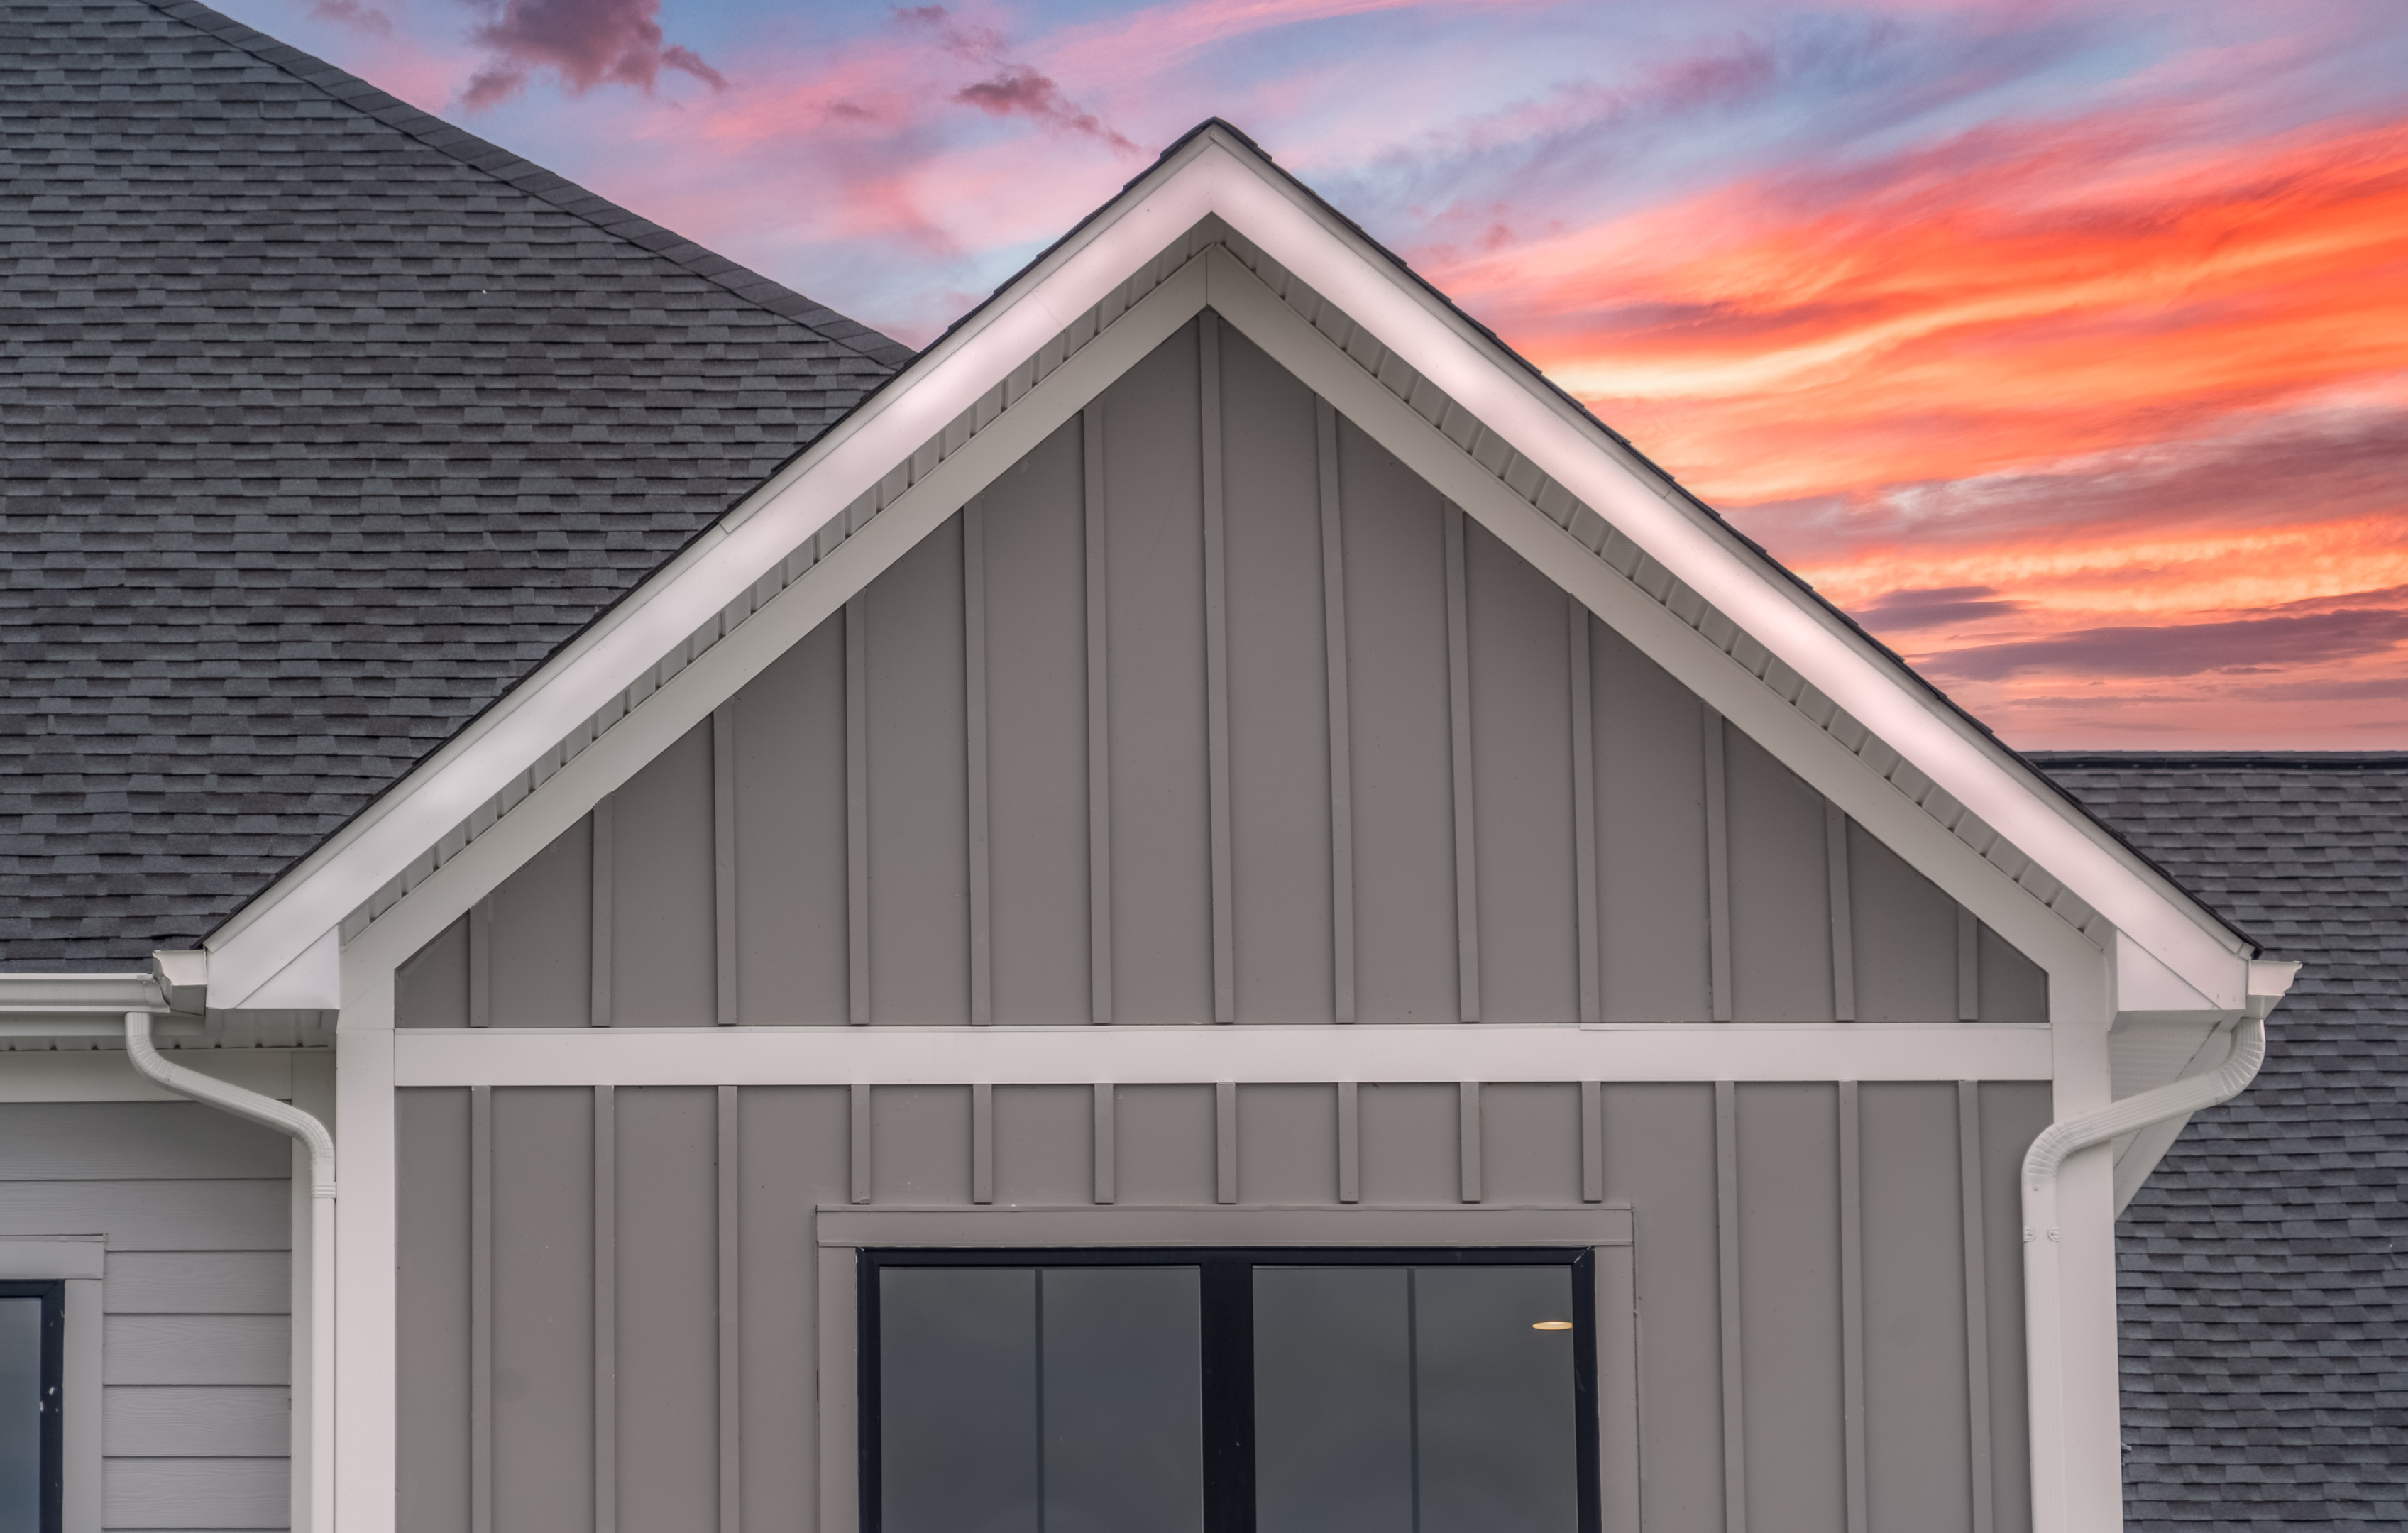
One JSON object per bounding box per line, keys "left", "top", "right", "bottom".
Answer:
{"left": 124, "top": 1012, "right": 334, "bottom": 1533}
{"left": 2019, "top": 965, "right": 2293, "bottom": 1533}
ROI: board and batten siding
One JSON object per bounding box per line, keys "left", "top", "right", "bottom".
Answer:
{"left": 0, "top": 1101, "right": 293, "bottom": 1531}
{"left": 392, "top": 315, "right": 2047, "bottom": 1030}
{"left": 395, "top": 1079, "right": 2051, "bottom": 1533}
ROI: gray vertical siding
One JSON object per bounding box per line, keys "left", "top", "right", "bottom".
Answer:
{"left": 398, "top": 317, "right": 2047, "bottom": 1029}
{"left": 0, "top": 1100, "right": 294, "bottom": 1532}
{"left": 397, "top": 1080, "right": 2046, "bottom": 1533}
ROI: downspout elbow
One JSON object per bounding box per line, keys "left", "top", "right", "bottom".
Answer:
{"left": 123, "top": 1011, "right": 336, "bottom": 1197}
{"left": 2021, "top": 1012, "right": 2265, "bottom": 1199}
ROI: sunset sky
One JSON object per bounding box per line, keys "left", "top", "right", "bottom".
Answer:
{"left": 216, "top": 0, "right": 2408, "bottom": 747}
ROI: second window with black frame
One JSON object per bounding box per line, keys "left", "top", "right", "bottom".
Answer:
{"left": 861, "top": 1248, "right": 1600, "bottom": 1533}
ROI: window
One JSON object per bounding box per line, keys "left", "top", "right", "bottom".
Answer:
{"left": 0, "top": 1281, "right": 62, "bottom": 1533}
{"left": 861, "top": 1250, "right": 1599, "bottom": 1533}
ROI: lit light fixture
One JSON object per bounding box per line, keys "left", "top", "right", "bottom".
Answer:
{"left": 1532, "top": 1320, "right": 1573, "bottom": 1331}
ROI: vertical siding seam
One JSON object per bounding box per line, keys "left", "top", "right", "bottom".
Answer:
{"left": 1199, "top": 312, "right": 1238, "bottom": 1023}
{"left": 1580, "top": 1080, "right": 1605, "bottom": 1203}
{"left": 593, "top": 1084, "right": 616, "bottom": 1533}
{"left": 1336, "top": 1081, "right": 1360, "bottom": 1204}
{"left": 1458, "top": 1082, "right": 1483, "bottom": 1204}
{"left": 850, "top": 1084, "right": 872, "bottom": 1204}
{"left": 1442, "top": 502, "right": 1481, "bottom": 1022}
{"left": 1703, "top": 708, "right": 1733, "bottom": 1022}
{"left": 1083, "top": 405, "right": 1115, "bottom": 1026}
{"left": 1839, "top": 1081, "right": 1868, "bottom": 1533}
{"left": 1714, "top": 1080, "right": 1745, "bottom": 1533}
{"left": 845, "top": 599, "right": 872, "bottom": 1026}
{"left": 1315, "top": 397, "right": 1358, "bottom": 1023}
{"left": 713, "top": 708, "right": 740, "bottom": 1026}
{"left": 1092, "top": 1084, "right": 1116, "bottom": 1205}
{"left": 1215, "top": 1082, "right": 1238, "bottom": 1204}
{"left": 717, "top": 1086, "right": 741, "bottom": 1533}
{"left": 1957, "top": 909, "right": 1981, "bottom": 1022}
{"left": 1959, "top": 1082, "right": 1996, "bottom": 1533}
{"left": 589, "top": 798, "right": 615, "bottom": 1027}
{"left": 1569, "top": 601, "right": 1601, "bottom": 1023}
{"left": 964, "top": 498, "right": 994, "bottom": 1026}
{"left": 467, "top": 896, "right": 492, "bottom": 1028}
{"left": 972, "top": 1083, "right": 995, "bottom": 1204}
{"left": 469, "top": 1084, "right": 493, "bottom": 1533}
{"left": 1826, "top": 804, "right": 1857, "bottom": 1023}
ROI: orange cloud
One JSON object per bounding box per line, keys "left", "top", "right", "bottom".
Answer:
{"left": 1429, "top": 111, "right": 2408, "bottom": 505}
{"left": 1405, "top": 104, "right": 2408, "bottom": 741}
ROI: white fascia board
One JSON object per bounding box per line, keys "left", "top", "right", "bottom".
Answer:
{"left": 208, "top": 124, "right": 2244, "bottom": 1011}
{"left": 392, "top": 1022, "right": 2051, "bottom": 1087}
{"left": 203, "top": 136, "right": 1235, "bottom": 1008}
{"left": 1183, "top": 143, "right": 2251, "bottom": 1008}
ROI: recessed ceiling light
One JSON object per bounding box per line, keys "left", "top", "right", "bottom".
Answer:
{"left": 1532, "top": 1320, "right": 1573, "bottom": 1331}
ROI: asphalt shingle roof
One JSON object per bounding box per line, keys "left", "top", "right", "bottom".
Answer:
{"left": 0, "top": 0, "right": 908, "bottom": 969}
{"left": 2035, "top": 753, "right": 2408, "bottom": 1532}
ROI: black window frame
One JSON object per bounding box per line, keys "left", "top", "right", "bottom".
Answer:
{"left": 0, "top": 1280, "right": 65, "bottom": 1533}
{"left": 859, "top": 1246, "right": 1600, "bottom": 1533}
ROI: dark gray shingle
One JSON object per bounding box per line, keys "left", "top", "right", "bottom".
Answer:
{"left": 2035, "top": 753, "right": 2408, "bottom": 1532}
{"left": 1, "top": 0, "right": 908, "bottom": 967}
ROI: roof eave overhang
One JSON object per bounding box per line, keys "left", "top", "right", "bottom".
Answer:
{"left": 197, "top": 123, "right": 2260, "bottom": 1016}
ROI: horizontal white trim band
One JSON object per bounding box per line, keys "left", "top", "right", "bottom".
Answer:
{"left": 390, "top": 1022, "right": 2052, "bottom": 1086}
{"left": 817, "top": 1205, "right": 1633, "bottom": 1248}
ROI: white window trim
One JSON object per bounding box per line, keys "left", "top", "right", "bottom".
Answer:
{"left": 815, "top": 1204, "right": 1640, "bottom": 1533}
{"left": 0, "top": 1236, "right": 102, "bottom": 1533}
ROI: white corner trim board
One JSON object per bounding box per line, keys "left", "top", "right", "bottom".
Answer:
{"left": 201, "top": 125, "right": 2257, "bottom": 1020}
{"left": 390, "top": 1021, "right": 2054, "bottom": 1087}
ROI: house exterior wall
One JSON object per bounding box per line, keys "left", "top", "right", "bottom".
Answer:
{"left": 0, "top": 1100, "right": 294, "bottom": 1529}
{"left": 362, "top": 309, "right": 2074, "bottom": 1533}
{"left": 391, "top": 1079, "right": 2051, "bottom": 1533}
{"left": 392, "top": 317, "right": 2047, "bottom": 1032}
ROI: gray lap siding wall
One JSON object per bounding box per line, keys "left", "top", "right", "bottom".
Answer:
{"left": 0, "top": 1100, "right": 294, "bottom": 1532}
{"left": 395, "top": 1079, "right": 2050, "bottom": 1533}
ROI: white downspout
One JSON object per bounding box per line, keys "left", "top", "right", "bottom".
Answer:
{"left": 2021, "top": 1006, "right": 2271, "bottom": 1533}
{"left": 125, "top": 1012, "right": 336, "bottom": 1533}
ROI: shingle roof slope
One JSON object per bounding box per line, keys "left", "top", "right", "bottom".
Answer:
{"left": 1, "top": 0, "right": 910, "bottom": 969}
{"left": 2033, "top": 753, "right": 2407, "bottom": 1532}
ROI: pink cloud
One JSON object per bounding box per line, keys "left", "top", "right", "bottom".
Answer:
{"left": 458, "top": 0, "right": 726, "bottom": 109}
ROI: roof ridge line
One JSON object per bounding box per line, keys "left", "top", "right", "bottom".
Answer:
{"left": 141, "top": 0, "right": 916, "bottom": 370}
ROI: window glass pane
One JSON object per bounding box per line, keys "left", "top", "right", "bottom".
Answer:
{"left": 1253, "top": 1266, "right": 1415, "bottom": 1533}
{"left": 877, "top": 1266, "right": 1202, "bottom": 1533}
{"left": 1254, "top": 1265, "right": 1580, "bottom": 1533}
{"left": 1414, "top": 1265, "right": 1579, "bottom": 1533}
{"left": 879, "top": 1267, "right": 1039, "bottom": 1533}
{"left": 1040, "top": 1266, "right": 1202, "bottom": 1533}
{"left": 0, "top": 1297, "right": 40, "bottom": 1529}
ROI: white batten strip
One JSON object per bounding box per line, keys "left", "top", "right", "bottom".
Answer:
{"left": 392, "top": 1021, "right": 2050, "bottom": 1087}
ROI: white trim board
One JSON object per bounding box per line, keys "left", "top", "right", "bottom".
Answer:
{"left": 390, "top": 1023, "right": 2053, "bottom": 1087}
{"left": 0, "top": 1238, "right": 102, "bottom": 1533}
{"left": 204, "top": 126, "right": 2264, "bottom": 1023}
{"left": 0, "top": 1050, "right": 298, "bottom": 1103}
